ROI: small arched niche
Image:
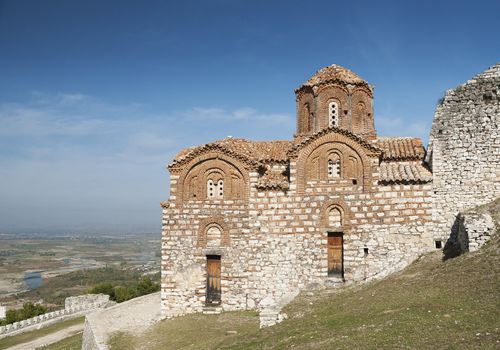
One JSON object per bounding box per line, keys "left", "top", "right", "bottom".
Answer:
{"left": 319, "top": 200, "right": 350, "bottom": 230}
{"left": 328, "top": 206, "right": 343, "bottom": 227}
{"left": 197, "top": 217, "right": 230, "bottom": 248}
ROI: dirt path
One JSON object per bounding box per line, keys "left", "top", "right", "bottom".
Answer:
{"left": 6, "top": 323, "right": 83, "bottom": 350}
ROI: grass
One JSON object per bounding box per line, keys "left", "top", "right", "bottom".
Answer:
{"left": 37, "top": 332, "right": 83, "bottom": 350}
{"left": 109, "top": 225, "right": 500, "bottom": 349}
{"left": 0, "top": 317, "right": 84, "bottom": 350}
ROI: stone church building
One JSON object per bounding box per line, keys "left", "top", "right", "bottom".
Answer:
{"left": 160, "top": 63, "right": 499, "bottom": 322}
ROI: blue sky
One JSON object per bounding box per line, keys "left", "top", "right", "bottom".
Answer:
{"left": 0, "top": 0, "right": 498, "bottom": 233}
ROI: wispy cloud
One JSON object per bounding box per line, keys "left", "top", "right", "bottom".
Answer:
{"left": 0, "top": 93, "right": 293, "bottom": 233}
{"left": 376, "top": 115, "right": 430, "bottom": 143}
{"left": 183, "top": 106, "right": 293, "bottom": 125}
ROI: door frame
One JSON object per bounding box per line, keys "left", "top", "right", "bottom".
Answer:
{"left": 327, "top": 231, "right": 344, "bottom": 280}
{"left": 206, "top": 255, "right": 221, "bottom": 305}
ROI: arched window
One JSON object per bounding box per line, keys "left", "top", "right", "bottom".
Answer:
{"left": 328, "top": 101, "right": 339, "bottom": 127}
{"left": 328, "top": 154, "right": 341, "bottom": 178}
{"left": 328, "top": 207, "right": 343, "bottom": 227}
{"left": 207, "top": 179, "right": 224, "bottom": 199}
{"left": 207, "top": 180, "right": 215, "bottom": 198}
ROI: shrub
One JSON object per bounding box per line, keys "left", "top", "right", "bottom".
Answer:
{"left": 0, "top": 302, "right": 47, "bottom": 325}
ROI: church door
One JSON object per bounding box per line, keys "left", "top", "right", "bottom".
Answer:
{"left": 206, "top": 255, "right": 221, "bottom": 305}
{"left": 328, "top": 232, "right": 343, "bottom": 278}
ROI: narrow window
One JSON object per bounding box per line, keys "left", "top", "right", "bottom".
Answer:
{"left": 328, "top": 101, "right": 339, "bottom": 127}
{"left": 363, "top": 247, "right": 369, "bottom": 256}
{"left": 328, "top": 155, "right": 341, "bottom": 179}
{"left": 207, "top": 180, "right": 215, "bottom": 198}
{"left": 217, "top": 179, "right": 224, "bottom": 198}
{"left": 435, "top": 240, "right": 442, "bottom": 249}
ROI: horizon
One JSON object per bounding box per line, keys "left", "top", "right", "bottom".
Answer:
{"left": 1, "top": 0, "right": 499, "bottom": 233}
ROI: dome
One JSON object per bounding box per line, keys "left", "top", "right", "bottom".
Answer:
{"left": 300, "top": 64, "right": 368, "bottom": 88}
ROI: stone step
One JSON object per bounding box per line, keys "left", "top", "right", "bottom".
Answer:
{"left": 202, "top": 306, "right": 223, "bottom": 315}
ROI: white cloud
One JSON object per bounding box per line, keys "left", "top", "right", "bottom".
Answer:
{"left": 0, "top": 93, "right": 293, "bottom": 233}
{"left": 376, "top": 115, "right": 430, "bottom": 143}
{"left": 183, "top": 106, "right": 293, "bottom": 126}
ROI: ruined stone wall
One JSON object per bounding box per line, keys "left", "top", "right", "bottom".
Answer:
{"left": 161, "top": 168, "right": 434, "bottom": 320}
{"left": 428, "top": 63, "right": 500, "bottom": 241}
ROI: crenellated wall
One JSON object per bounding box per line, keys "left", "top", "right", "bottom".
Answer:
{"left": 0, "top": 294, "right": 110, "bottom": 339}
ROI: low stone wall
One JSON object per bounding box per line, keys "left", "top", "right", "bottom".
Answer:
{"left": 457, "top": 211, "right": 495, "bottom": 253}
{"left": 82, "top": 292, "right": 161, "bottom": 350}
{"left": 65, "top": 294, "right": 109, "bottom": 311}
{"left": 444, "top": 202, "right": 497, "bottom": 259}
{"left": 0, "top": 294, "right": 110, "bottom": 339}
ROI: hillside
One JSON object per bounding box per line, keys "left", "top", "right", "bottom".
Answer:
{"left": 109, "top": 204, "right": 500, "bottom": 350}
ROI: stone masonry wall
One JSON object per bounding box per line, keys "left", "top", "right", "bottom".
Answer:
{"left": 161, "top": 168, "right": 435, "bottom": 321}
{"left": 428, "top": 63, "right": 500, "bottom": 241}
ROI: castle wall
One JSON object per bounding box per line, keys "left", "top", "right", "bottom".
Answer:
{"left": 428, "top": 64, "right": 500, "bottom": 241}
{"left": 161, "top": 170, "right": 434, "bottom": 318}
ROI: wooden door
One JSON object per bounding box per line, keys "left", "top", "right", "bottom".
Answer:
{"left": 328, "top": 233, "right": 343, "bottom": 277}
{"left": 206, "top": 255, "right": 221, "bottom": 305}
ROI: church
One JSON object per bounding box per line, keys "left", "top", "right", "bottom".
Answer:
{"left": 160, "top": 64, "right": 436, "bottom": 320}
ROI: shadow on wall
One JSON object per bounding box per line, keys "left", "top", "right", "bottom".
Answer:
{"left": 443, "top": 214, "right": 467, "bottom": 261}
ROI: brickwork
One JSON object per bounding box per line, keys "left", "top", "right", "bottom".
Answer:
{"left": 159, "top": 64, "right": 440, "bottom": 327}
{"left": 161, "top": 63, "right": 499, "bottom": 327}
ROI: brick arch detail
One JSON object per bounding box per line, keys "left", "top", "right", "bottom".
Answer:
{"left": 318, "top": 198, "right": 351, "bottom": 230}
{"left": 197, "top": 216, "right": 230, "bottom": 248}
{"left": 295, "top": 132, "right": 373, "bottom": 194}
{"left": 296, "top": 91, "right": 315, "bottom": 135}
{"left": 315, "top": 85, "right": 349, "bottom": 131}
{"left": 177, "top": 151, "right": 250, "bottom": 204}
{"left": 351, "top": 88, "right": 375, "bottom": 138}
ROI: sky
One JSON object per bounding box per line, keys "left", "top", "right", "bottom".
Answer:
{"left": 0, "top": 0, "right": 499, "bottom": 234}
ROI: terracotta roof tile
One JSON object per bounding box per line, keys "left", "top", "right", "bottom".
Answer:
{"left": 379, "top": 161, "right": 432, "bottom": 183}
{"left": 375, "top": 137, "right": 426, "bottom": 161}
{"left": 301, "top": 64, "right": 368, "bottom": 88}
{"left": 171, "top": 138, "right": 293, "bottom": 167}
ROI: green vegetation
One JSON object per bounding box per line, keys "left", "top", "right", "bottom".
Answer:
{"left": 109, "top": 231, "right": 500, "bottom": 349}
{"left": 0, "top": 317, "right": 84, "bottom": 350}
{"left": 17, "top": 267, "right": 155, "bottom": 307}
{"left": 0, "top": 302, "right": 47, "bottom": 326}
{"left": 38, "top": 333, "right": 83, "bottom": 350}
{"left": 88, "top": 275, "right": 160, "bottom": 303}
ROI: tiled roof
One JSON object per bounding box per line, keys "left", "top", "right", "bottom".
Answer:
{"left": 375, "top": 137, "right": 426, "bottom": 161}
{"left": 171, "top": 138, "right": 293, "bottom": 167}
{"left": 300, "top": 64, "right": 368, "bottom": 88}
{"left": 170, "top": 135, "right": 432, "bottom": 184}
{"left": 379, "top": 161, "right": 432, "bottom": 183}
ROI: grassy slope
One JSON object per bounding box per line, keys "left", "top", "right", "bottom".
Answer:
{"left": 38, "top": 333, "right": 82, "bottom": 350}
{"left": 110, "top": 207, "right": 500, "bottom": 350}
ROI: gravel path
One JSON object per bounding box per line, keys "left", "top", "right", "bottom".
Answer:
{"left": 6, "top": 323, "right": 83, "bottom": 350}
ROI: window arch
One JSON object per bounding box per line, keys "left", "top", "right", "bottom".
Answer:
{"left": 328, "top": 101, "right": 339, "bottom": 127}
